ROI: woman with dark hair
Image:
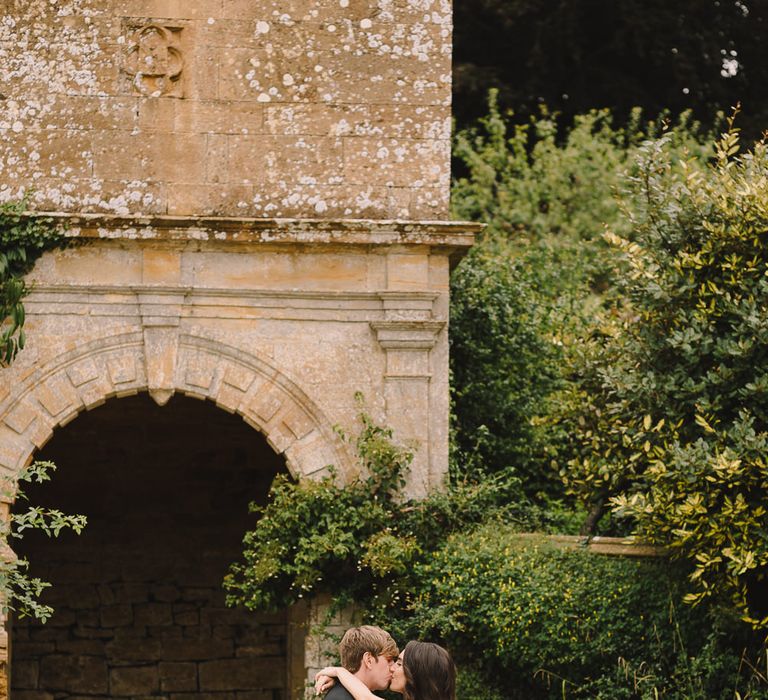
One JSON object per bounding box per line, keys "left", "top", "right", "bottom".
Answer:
{"left": 316, "top": 640, "right": 456, "bottom": 700}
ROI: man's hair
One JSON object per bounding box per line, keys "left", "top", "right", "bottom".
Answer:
{"left": 339, "top": 625, "right": 399, "bottom": 673}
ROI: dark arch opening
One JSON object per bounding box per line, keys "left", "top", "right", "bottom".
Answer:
{"left": 11, "top": 393, "right": 290, "bottom": 699}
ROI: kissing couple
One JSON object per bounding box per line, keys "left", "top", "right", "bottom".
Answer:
{"left": 315, "top": 625, "right": 455, "bottom": 700}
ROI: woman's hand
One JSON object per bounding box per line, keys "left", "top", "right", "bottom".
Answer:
{"left": 314, "top": 668, "right": 340, "bottom": 695}
{"left": 315, "top": 675, "right": 335, "bottom": 694}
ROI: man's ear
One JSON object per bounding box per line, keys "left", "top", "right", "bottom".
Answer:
{"left": 362, "top": 652, "right": 374, "bottom": 669}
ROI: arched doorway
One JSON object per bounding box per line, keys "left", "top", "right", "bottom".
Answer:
{"left": 11, "top": 393, "right": 289, "bottom": 699}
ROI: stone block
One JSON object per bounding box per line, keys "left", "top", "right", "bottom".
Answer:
{"left": 54, "top": 639, "right": 105, "bottom": 656}
{"left": 64, "top": 584, "right": 100, "bottom": 610}
{"left": 166, "top": 183, "right": 255, "bottom": 217}
{"left": 343, "top": 137, "right": 449, "bottom": 187}
{"left": 205, "top": 133, "right": 230, "bottom": 185}
{"left": 97, "top": 584, "right": 116, "bottom": 605}
{"left": 38, "top": 655, "right": 108, "bottom": 695}
{"left": 142, "top": 250, "right": 182, "bottom": 287}
{"left": 264, "top": 104, "right": 371, "bottom": 137}
{"left": 159, "top": 639, "right": 234, "bottom": 662}
{"left": 109, "top": 665, "right": 160, "bottom": 696}
{"left": 234, "top": 692, "right": 274, "bottom": 700}
{"left": 100, "top": 604, "right": 134, "bottom": 628}
{"left": 12, "top": 692, "right": 54, "bottom": 700}
{"left": 199, "top": 607, "right": 258, "bottom": 627}
{"left": 11, "top": 658, "right": 39, "bottom": 689}
{"left": 152, "top": 584, "right": 181, "bottom": 603}
{"left": 180, "top": 587, "right": 217, "bottom": 604}
{"left": 171, "top": 100, "right": 264, "bottom": 136}
{"left": 147, "top": 625, "right": 184, "bottom": 641}
{"left": 91, "top": 132, "right": 208, "bottom": 184}
{"left": 75, "top": 610, "right": 101, "bottom": 627}
{"left": 134, "top": 603, "right": 173, "bottom": 627}
{"left": 199, "top": 658, "right": 284, "bottom": 691}
{"left": 280, "top": 406, "right": 313, "bottom": 440}
{"left": 42, "top": 608, "right": 77, "bottom": 627}
{"left": 3, "top": 400, "right": 38, "bottom": 435}
{"left": 226, "top": 136, "right": 344, "bottom": 186}
{"left": 11, "top": 641, "right": 56, "bottom": 656}
{"left": 72, "top": 626, "right": 115, "bottom": 640}
{"left": 112, "top": 583, "right": 149, "bottom": 604}
{"left": 159, "top": 661, "right": 198, "bottom": 691}
{"left": 234, "top": 642, "right": 283, "bottom": 657}
{"left": 106, "top": 638, "right": 163, "bottom": 662}
{"left": 173, "top": 606, "right": 199, "bottom": 626}
{"left": 119, "top": 0, "right": 215, "bottom": 20}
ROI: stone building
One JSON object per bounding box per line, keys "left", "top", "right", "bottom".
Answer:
{"left": 0, "top": 0, "right": 477, "bottom": 698}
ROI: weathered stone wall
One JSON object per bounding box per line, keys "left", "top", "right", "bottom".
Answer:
{"left": 12, "top": 394, "right": 295, "bottom": 700}
{"left": 1, "top": 0, "right": 451, "bottom": 219}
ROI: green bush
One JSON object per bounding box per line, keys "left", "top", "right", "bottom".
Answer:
{"left": 403, "top": 523, "right": 681, "bottom": 694}
{"left": 393, "top": 522, "right": 768, "bottom": 699}
{"left": 449, "top": 244, "right": 568, "bottom": 493}
{"left": 561, "top": 116, "right": 768, "bottom": 622}
{"left": 224, "top": 407, "right": 532, "bottom": 614}
{"left": 449, "top": 95, "right": 714, "bottom": 496}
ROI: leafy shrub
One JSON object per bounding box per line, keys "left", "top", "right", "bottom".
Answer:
{"left": 402, "top": 523, "right": 687, "bottom": 695}
{"left": 394, "top": 522, "right": 768, "bottom": 699}
{"left": 561, "top": 116, "right": 768, "bottom": 623}
{"left": 449, "top": 95, "right": 713, "bottom": 496}
{"left": 224, "top": 409, "right": 413, "bottom": 610}
{"left": 224, "top": 406, "right": 535, "bottom": 614}
{"left": 449, "top": 244, "right": 568, "bottom": 493}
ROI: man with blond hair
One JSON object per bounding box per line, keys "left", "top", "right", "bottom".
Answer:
{"left": 322, "top": 625, "right": 399, "bottom": 700}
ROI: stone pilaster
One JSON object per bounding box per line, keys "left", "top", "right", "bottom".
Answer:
{"left": 370, "top": 320, "right": 445, "bottom": 498}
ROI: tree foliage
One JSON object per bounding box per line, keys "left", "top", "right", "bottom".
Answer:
{"left": 450, "top": 95, "right": 712, "bottom": 497}
{"left": 453, "top": 0, "right": 768, "bottom": 139}
{"left": 562, "top": 117, "right": 768, "bottom": 623}
{"left": 2, "top": 462, "right": 87, "bottom": 621}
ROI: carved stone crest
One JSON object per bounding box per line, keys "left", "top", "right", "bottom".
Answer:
{"left": 123, "top": 24, "right": 183, "bottom": 97}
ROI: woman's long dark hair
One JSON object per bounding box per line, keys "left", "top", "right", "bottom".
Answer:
{"left": 402, "top": 641, "right": 456, "bottom": 700}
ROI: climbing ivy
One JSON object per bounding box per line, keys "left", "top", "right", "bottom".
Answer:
{"left": 0, "top": 197, "right": 84, "bottom": 621}
{"left": 223, "top": 395, "right": 523, "bottom": 613}
{"left": 0, "top": 197, "right": 65, "bottom": 366}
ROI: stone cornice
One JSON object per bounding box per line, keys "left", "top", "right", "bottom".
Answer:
{"left": 27, "top": 285, "right": 440, "bottom": 303}
{"left": 25, "top": 286, "right": 443, "bottom": 323}
{"left": 370, "top": 320, "right": 445, "bottom": 349}
{"left": 40, "top": 213, "right": 481, "bottom": 254}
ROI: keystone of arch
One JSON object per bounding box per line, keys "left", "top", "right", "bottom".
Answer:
{"left": 0, "top": 330, "right": 354, "bottom": 486}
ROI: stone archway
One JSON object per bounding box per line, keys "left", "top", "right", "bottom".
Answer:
{"left": 0, "top": 329, "right": 355, "bottom": 487}
{"left": 10, "top": 392, "right": 300, "bottom": 699}
{"left": 0, "top": 330, "right": 359, "bottom": 697}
